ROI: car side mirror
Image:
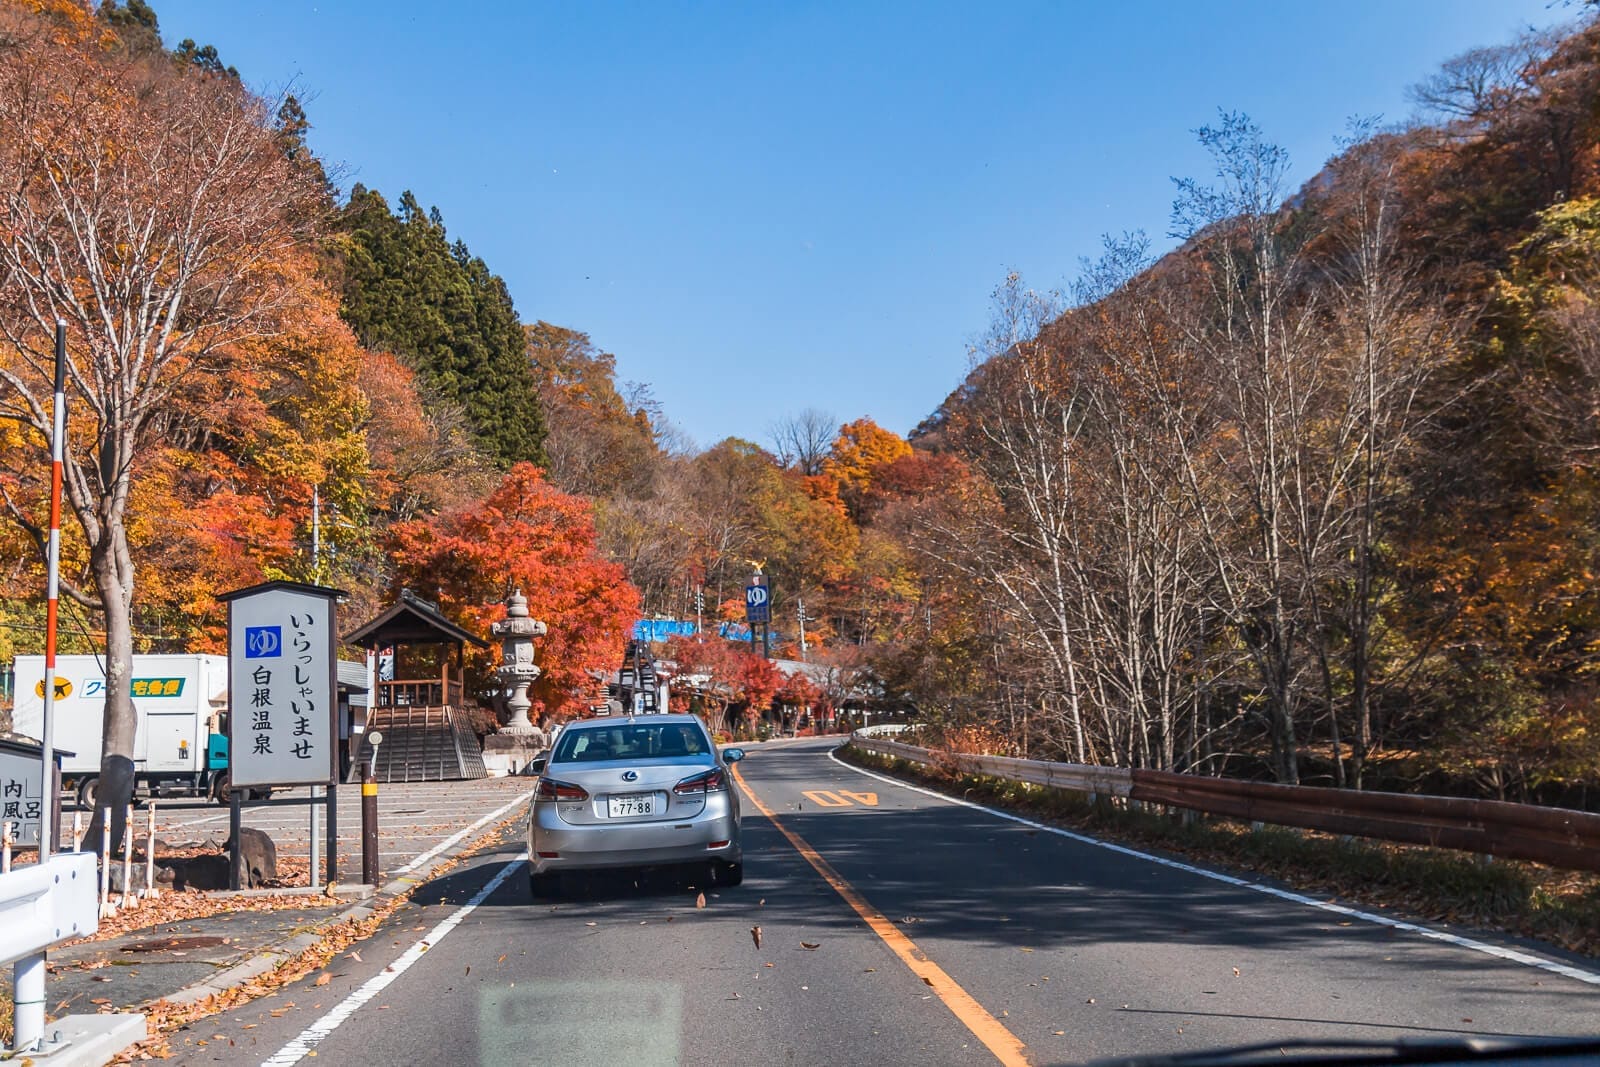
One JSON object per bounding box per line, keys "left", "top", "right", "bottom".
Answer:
{"left": 528, "top": 755, "right": 548, "bottom": 775}
{"left": 723, "top": 748, "right": 745, "bottom": 763}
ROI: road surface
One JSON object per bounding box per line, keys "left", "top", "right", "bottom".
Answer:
{"left": 161, "top": 738, "right": 1600, "bottom": 1066}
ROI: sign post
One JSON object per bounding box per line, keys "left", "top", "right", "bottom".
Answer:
{"left": 220, "top": 580, "right": 345, "bottom": 889}
{"left": 362, "top": 731, "right": 382, "bottom": 886}
{"left": 744, "top": 573, "right": 771, "bottom": 659}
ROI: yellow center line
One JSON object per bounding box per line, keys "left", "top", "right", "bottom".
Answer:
{"left": 730, "top": 761, "right": 1031, "bottom": 1067}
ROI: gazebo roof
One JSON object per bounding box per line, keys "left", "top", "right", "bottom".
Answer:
{"left": 343, "top": 589, "right": 487, "bottom": 649}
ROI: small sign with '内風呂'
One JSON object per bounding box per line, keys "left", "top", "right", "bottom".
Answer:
{"left": 0, "top": 740, "right": 47, "bottom": 847}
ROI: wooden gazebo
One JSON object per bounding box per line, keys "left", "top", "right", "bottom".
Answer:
{"left": 344, "top": 589, "right": 490, "bottom": 782}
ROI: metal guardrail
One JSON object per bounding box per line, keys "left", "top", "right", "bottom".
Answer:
{"left": 853, "top": 734, "right": 1134, "bottom": 798}
{"left": 847, "top": 730, "right": 1600, "bottom": 873}
{"left": 1, "top": 851, "right": 99, "bottom": 1052}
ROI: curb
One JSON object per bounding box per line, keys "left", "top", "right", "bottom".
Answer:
{"left": 10, "top": 1012, "right": 147, "bottom": 1067}
{"left": 208, "top": 884, "right": 378, "bottom": 901}
{"left": 158, "top": 788, "right": 532, "bottom": 1009}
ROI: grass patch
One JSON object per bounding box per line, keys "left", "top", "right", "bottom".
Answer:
{"left": 837, "top": 744, "right": 1600, "bottom": 960}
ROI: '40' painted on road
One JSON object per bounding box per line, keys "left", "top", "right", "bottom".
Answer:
{"left": 801, "top": 789, "right": 878, "bottom": 807}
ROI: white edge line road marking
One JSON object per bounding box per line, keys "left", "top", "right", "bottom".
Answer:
{"left": 261, "top": 852, "right": 529, "bottom": 1067}
{"left": 394, "top": 790, "right": 533, "bottom": 875}
{"left": 828, "top": 748, "right": 1600, "bottom": 988}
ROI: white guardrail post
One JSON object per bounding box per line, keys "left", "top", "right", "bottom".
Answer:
{"left": 2, "top": 851, "right": 98, "bottom": 1054}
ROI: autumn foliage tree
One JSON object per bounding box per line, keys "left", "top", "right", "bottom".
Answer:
{"left": 386, "top": 464, "right": 641, "bottom": 719}
{"left": 824, "top": 417, "right": 913, "bottom": 521}
{"left": 666, "top": 634, "right": 786, "bottom": 735}
{"left": 0, "top": 4, "right": 332, "bottom": 840}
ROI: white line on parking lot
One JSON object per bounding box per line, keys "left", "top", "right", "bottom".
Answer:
{"left": 167, "top": 812, "right": 232, "bottom": 828}
{"left": 394, "top": 789, "right": 533, "bottom": 875}
{"left": 260, "top": 852, "right": 528, "bottom": 1067}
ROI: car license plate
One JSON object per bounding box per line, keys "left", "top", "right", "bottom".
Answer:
{"left": 608, "top": 792, "right": 655, "bottom": 818}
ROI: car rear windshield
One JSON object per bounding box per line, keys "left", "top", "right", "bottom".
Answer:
{"left": 552, "top": 722, "right": 712, "bottom": 763}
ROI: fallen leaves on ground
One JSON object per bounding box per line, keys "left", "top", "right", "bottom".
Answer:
{"left": 800, "top": 942, "right": 819, "bottom": 950}
{"left": 105, "top": 808, "right": 532, "bottom": 1061}
{"left": 64, "top": 888, "right": 340, "bottom": 947}
{"left": 695, "top": 892, "right": 706, "bottom": 909}
{"left": 751, "top": 925, "right": 763, "bottom": 950}
{"left": 112, "top": 893, "right": 407, "bottom": 1062}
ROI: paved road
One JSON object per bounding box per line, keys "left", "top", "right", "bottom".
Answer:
{"left": 160, "top": 739, "right": 1600, "bottom": 1066}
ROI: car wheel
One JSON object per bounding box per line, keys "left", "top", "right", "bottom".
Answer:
{"left": 77, "top": 777, "right": 99, "bottom": 811}
{"left": 529, "top": 869, "right": 560, "bottom": 898}
{"left": 717, "top": 861, "right": 744, "bottom": 887}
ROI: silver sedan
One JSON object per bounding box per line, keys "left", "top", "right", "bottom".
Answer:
{"left": 525, "top": 714, "right": 745, "bottom": 896}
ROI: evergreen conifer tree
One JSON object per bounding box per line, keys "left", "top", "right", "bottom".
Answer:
{"left": 338, "top": 186, "right": 547, "bottom": 467}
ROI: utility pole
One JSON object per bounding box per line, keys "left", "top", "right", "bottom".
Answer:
{"left": 798, "top": 596, "right": 807, "bottom": 661}
{"left": 694, "top": 585, "right": 704, "bottom": 635}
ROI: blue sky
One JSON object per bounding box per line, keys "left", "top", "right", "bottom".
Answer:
{"left": 155, "top": 1, "right": 1566, "bottom": 450}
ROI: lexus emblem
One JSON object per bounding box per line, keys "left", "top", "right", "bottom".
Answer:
{"left": 622, "top": 770, "right": 639, "bottom": 782}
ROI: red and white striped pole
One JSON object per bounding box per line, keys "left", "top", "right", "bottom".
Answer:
{"left": 38, "top": 320, "right": 66, "bottom": 859}
{"left": 16, "top": 322, "right": 66, "bottom": 1055}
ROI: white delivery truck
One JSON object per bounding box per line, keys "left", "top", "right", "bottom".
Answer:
{"left": 11, "top": 653, "right": 247, "bottom": 807}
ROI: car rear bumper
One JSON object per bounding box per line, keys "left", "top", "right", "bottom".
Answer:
{"left": 527, "top": 802, "right": 741, "bottom": 873}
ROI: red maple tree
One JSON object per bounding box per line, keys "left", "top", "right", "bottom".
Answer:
{"left": 388, "top": 463, "right": 641, "bottom": 719}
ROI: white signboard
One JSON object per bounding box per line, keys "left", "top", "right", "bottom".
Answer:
{"left": 226, "top": 584, "right": 338, "bottom": 788}
{"left": 0, "top": 745, "right": 45, "bottom": 847}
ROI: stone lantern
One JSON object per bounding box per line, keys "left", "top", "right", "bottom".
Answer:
{"left": 491, "top": 590, "right": 547, "bottom": 735}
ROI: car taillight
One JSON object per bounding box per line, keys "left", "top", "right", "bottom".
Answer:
{"left": 674, "top": 768, "right": 726, "bottom": 795}
{"left": 535, "top": 777, "right": 589, "bottom": 801}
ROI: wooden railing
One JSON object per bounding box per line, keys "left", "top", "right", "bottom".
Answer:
{"left": 849, "top": 728, "right": 1600, "bottom": 873}
{"left": 376, "top": 678, "right": 464, "bottom": 708}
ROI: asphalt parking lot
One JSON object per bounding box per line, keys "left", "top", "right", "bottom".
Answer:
{"left": 74, "top": 776, "right": 535, "bottom": 883}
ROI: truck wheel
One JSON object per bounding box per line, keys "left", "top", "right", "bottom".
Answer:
{"left": 76, "top": 777, "right": 99, "bottom": 811}
{"left": 212, "top": 774, "right": 272, "bottom": 804}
